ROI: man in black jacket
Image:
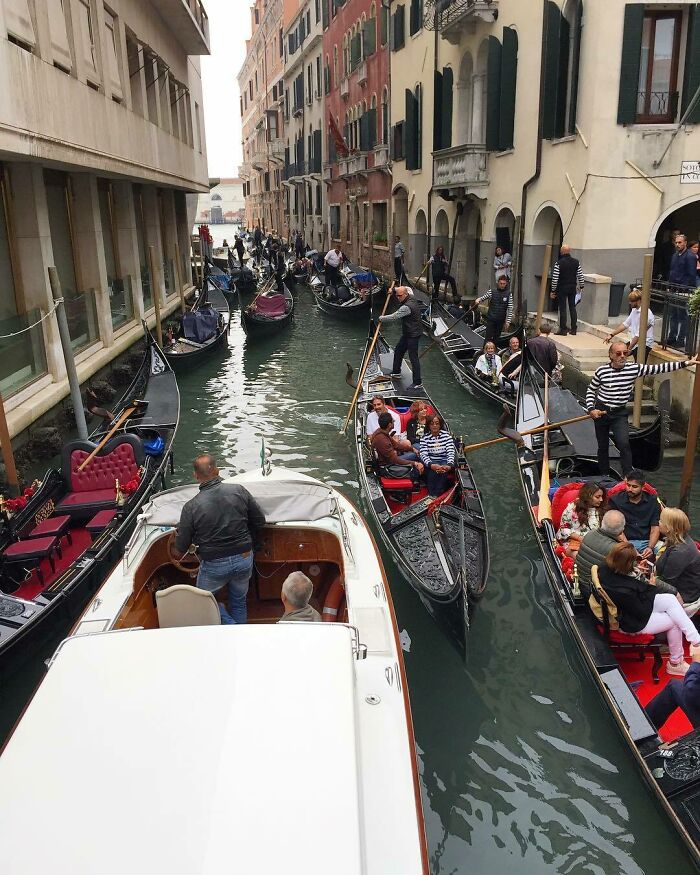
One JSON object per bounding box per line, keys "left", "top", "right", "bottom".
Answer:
{"left": 470, "top": 276, "right": 514, "bottom": 343}
{"left": 527, "top": 323, "right": 559, "bottom": 375}
{"left": 378, "top": 285, "right": 425, "bottom": 389}
{"left": 551, "top": 245, "right": 584, "bottom": 336}
{"left": 175, "top": 454, "right": 266, "bottom": 625}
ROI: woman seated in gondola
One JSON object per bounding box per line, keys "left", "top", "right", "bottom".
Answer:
{"left": 419, "top": 414, "right": 456, "bottom": 499}
{"left": 557, "top": 482, "right": 607, "bottom": 559}
{"left": 406, "top": 400, "right": 430, "bottom": 452}
{"left": 474, "top": 341, "right": 499, "bottom": 383}
{"left": 598, "top": 542, "right": 700, "bottom": 678}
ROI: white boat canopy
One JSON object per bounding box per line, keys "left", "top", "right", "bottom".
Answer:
{"left": 0, "top": 625, "right": 364, "bottom": 874}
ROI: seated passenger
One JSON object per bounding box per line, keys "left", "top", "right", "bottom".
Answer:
{"left": 447, "top": 297, "right": 468, "bottom": 320}
{"left": 609, "top": 469, "right": 660, "bottom": 559}
{"left": 576, "top": 510, "right": 626, "bottom": 597}
{"left": 419, "top": 414, "right": 456, "bottom": 499}
{"left": 278, "top": 571, "right": 321, "bottom": 622}
{"left": 646, "top": 647, "right": 700, "bottom": 731}
{"left": 498, "top": 346, "right": 522, "bottom": 394}
{"left": 557, "top": 483, "right": 607, "bottom": 558}
{"left": 501, "top": 335, "right": 521, "bottom": 364}
{"left": 406, "top": 400, "right": 430, "bottom": 452}
{"left": 372, "top": 412, "right": 423, "bottom": 472}
{"left": 656, "top": 507, "right": 700, "bottom": 612}
{"left": 474, "top": 341, "right": 499, "bottom": 383}
{"left": 598, "top": 542, "right": 700, "bottom": 677}
{"left": 366, "top": 395, "right": 411, "bottom": 449}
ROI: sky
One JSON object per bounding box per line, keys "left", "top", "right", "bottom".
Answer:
{"left": 200, "top": 0, "right": 248, "bottom": 179}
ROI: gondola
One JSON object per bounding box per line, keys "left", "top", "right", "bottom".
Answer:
{"left": 352, "top": 323, "right": 489, "bottom": 657}
{"left": 0, "top": 329, "right": 179, "bottom": 677}
{"left": 241, "top": 282, "right": 294, "bottom": 336}
{"left": 204, "top": 259, "right": 238, "bottom": 304}
{"left": 312, "top": 277, "right": 386, "bottom": 320}
{"left": 429, "top": 296, "right": 523, "bottom": 409}
{"left": 163, "top": 279, "right": 230, "bottom": 370}
{"left": 512, "top": 352, "right": 700, "bottom": 862}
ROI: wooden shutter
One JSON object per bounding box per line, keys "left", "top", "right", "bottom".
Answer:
{"left": 542, "top": 1, "right": 561, "bottom": 139}
{"left": 368, "top": 107, "right": 377, "bottom": 148}
{"left": 47, "top": 0, "right": 72, "bottom": 71}
{"left": 682, "top": 4, "right": 700, "bottom": 123}
{"left": 104, "top": 10, "right": 123, "bottom": 102}
{"left": 410, "top": 0, "right": 421, "bottom": 36}
{"left": 567, "top": 2, "right": 583, "bottom": 134}
{"left": 555, "top": 16, "right": 570, "bottom": 138}
{"left": 392, "top": 122, "right": 405, "bottom": 160}
{"left": 433, "top": 70, "right": 443, "bottom": 151}
{"left": 364, "top": 19, "right": 376, "bottom": 56}
{"left": 441, "top": 66, "right": 453, "bottom": 150}
{"left": 499, "top": 28, "right": 518, "bottom": 150}
{"left": 392, "top": 6, "right": 405, "bottom": 51}
{"left": 380, "top": 5, "right": 389, "bottom": 45}
{"left": 405, "top": 89, "right": 417, "bottom": 169}
{"left": 313, "top": 129, "right": 322, "bottom": 171}
{"left": 322, "top": 0, "right": 329, "bottom": 29}
{"left": 485, "top": 37, "right": 502, "bottom": 151}
{"left": 360, "top": 113, "right": 370, "bottom": 151}
{"left": 617, "top": 4, "right": 644, "bottom": 125}
{"left": 4, "top": 0, "right": 36, "bottom": 49}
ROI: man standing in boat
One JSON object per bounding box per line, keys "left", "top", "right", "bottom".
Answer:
{"left": 469, "top": 276, "right": 513, "bottom": 343}
{"left": 173, "top": 454, "right": 266, "bottom": 625}
{"left": 587, "top": 343, "right": 698, "bottom": 476}
{"left": 378, "top": 285, "right": 425, "bottom": 390}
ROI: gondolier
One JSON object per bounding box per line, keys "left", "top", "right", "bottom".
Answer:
{"left": 324, "top": 246, "right": 344, "bottom": 286}
{"left": 470, "top": 276, "right": 514, "bottom": 343}
{"left": 587, "top": 342, "right": 698, "bottom": 476}
{"left": 234, "top": 235, "right": 245, "bottom": 268}
{"left": 378, "top": 286, "right": 424, "bottom": 389}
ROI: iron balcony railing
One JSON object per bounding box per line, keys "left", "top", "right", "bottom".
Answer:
{"left": 424, "top": 0, "right": 498, "bottom": 33}
{"left": 631, "top": 278, "right": 699, "bottom": 356}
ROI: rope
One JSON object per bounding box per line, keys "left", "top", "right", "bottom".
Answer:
{"left": 0, "top": 301, "right": 61, "bottom": 339}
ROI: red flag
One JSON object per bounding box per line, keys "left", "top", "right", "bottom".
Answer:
{"left": 329, "top": 113, "right": 349, "bottom": 157}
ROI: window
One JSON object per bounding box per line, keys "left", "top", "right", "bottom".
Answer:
{"left": 363, "top": 202, "right": 369, "bottom": 243}
{"left": 392, "top": 121, "right": 405, "bottom": 160}
{"left": 98, "top": 181, "right": 134, "bottom": 330}
{"left": 47, "top": 0, "right": 72, "bottom": 71}
{"left": 542, "top": 1, "right": 582, "bottom": 137}
{"left": 373, "top": 202, "right": 387, "bottom": 244}
{"left": 169, "top": 79, "right": 179, "bottom": 136}
{"left": 133, "top": 185, "right": 152, "bottom": 310}
{"left": 380, "top": 4, "right": 389, "bottom": 46}
{"left": 636, "top": 11, "right": 681, "bottom": 122}
{"left": 392, "top": 5, "right": 405, "bottom": 51}
{"left": 145, "top": 53, "right": 158, "bottom": 123}
{"left": 405, "top": 85, "right": 421, "bottom": 170}
{"left": 381, "top": 88, "right": 389, "bottom": 144}
{"left": 5, "top": 0, "right": 36, "bottom": 51}
{"left": 279, "top": 27, "right": 283, "bottom": 56}
{"left": 126, "top": 33, "right": 143, "bottom": 115}
{"left": 409, "top": 0, "right": 422, "bottom": 37}
{"left": 330, "top": 205, "right": 340, "bottom": 239}
{"left": 104, "top": 9, "right": 123, "bottom": 102}
{"left": 195, "top": 100, "right": 203, "bottom": 152}
{"left": 77, "top": 0, "right": 99, "bottom": 87}
{"left": 433, "top": 67, "right": 453, "bottom": 151}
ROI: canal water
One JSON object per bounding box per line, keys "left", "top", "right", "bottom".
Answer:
{"left": 3, "top": 290, "right": 699, "bottom": 873}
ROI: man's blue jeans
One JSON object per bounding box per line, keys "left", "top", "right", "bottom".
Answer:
{"left": 197, "top": 552, "right": 254, "bottom": 625}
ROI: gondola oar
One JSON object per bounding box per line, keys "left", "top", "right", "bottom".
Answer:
{"left": 537, "top": 374, "right": 553, "bottom": 524}
{"left": 77, "top": 400, "right": 148, "bottom": 471}
{"left": 419, "top": 307, "right": 473, "bottom": 359}
{"left": 461, "top": 412, "right": 591, "bottom": 453}
{"left": 340, "top": 285, "right": 394, "bottom": 435}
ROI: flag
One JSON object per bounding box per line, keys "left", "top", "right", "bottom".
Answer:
{"left": 329, "top": 113, "right": 349, "bottom": 157}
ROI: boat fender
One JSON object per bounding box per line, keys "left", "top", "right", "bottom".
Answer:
{"left": 322, "top": 576, "right": 345, "bottom": 622}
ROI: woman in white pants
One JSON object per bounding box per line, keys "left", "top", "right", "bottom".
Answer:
{"left": 597, "top": 542, "right": 700, "bottom": 677}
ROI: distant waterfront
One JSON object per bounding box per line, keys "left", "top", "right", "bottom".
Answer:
{"left": 192, "top": 222, "right": 241, "bottom": 248}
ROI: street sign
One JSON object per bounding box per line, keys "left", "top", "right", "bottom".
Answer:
{"left": 681, "top": 161, "right": 700, "bottom": 183}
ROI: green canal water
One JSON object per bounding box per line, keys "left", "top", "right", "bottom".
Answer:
{"left": 3, "top": 291, "right": 700, "bottom": 873}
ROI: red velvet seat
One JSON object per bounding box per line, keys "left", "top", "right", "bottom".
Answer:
{"left": 605, "top": 628, "right": 657, "bottom": 646}
{"left": 380, "top": 477, "right": 415, "bottom": 491}
{"left": 86, "top": 509, "right": 117, "bottom": 538}
{"left": 3, "top": 536, "right": 60, "bottom": 586}
{"left": 57, "top": 489, "right": 117, "bottom": 509}
{"left": 27, "top": 514, "right": 72, "bottom": 545}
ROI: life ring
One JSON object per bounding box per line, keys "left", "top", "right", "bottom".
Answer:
{"left": 322, "top": 577, "right": 345, "bottom": 623}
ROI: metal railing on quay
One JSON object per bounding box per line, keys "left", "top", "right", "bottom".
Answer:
{"left": 632, "top": 278, "right": 699, "bottom": 356}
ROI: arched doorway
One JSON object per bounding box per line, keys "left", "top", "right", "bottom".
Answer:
{"left": 531, "top": 204, "right": 564, "bottom": 309}
{"left": 414, "top": 209, "right": 428, "bottom": 275}
{"left": 651, "top": 198, "right": 700, "bottom": 280}
{"left": 433, "top": 209, "right": 450, "bottom": 259}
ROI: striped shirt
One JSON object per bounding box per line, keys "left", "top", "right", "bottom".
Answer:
{"left": 419, "top": 430, "right": 456, "bottom": 468}
{"left": 475, "top": 288, "right": 514, "bottom": 324}
{"left": 585, "top": 360, "right": 688, "bottom": 411}
{"left": 551, "top": 260, "right": 584, "bottom": 292}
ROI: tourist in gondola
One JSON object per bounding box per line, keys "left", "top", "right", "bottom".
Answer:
{"left": 646, "top": 647, "right": 700, "bottom": 730}
{"left": 406, "top": 400, "right": 430, "bottom": 452}
{"left": 527, "top": 323, "right": 558, "bottom": 376}
{"left": 656, "top": 508, "right": 700, "bottom": 611}
{"left": 586, "top": 342, "right": 698, "bottom": 477}
{"left": 556, "top": 482, "right": 607, "bottom": 559}
{"left": 378, "top": 285, "right": 425, "bottom": 389}
{"left": 576, "top": 510, "right": 626, "bottom": 598}
{"left": 497, "top": 346, "right": 522, "bottom": 395}
{"left": 366, "top": 395, "right": 403, "bottom": 437}
{"left": 597, "top": 542, "right": 700, "bottom": 677}
{"left": 430, "top": 246, "right": 457, "bottom": 300}
{"left": 470, "top": 276, "right": 513, "bottom": 343}
{"left": 501, "top": 335, "right": 521, "bottom": 364}
{"left": 419, "top": 415, "right": 456, "bottom": 499}
{"left": 474, "top": 341, "right": 499, "bottom": 383}
{"left": 609, "top": 470, "right": 660, "bottom": 559}
{"left": 372, "top": 412, "right": 423, "bottom": 469}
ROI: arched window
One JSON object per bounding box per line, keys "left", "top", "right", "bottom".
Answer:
{"left": 381, "top": 86, "right": 389, "bottom": 145}
{"left": 333, "top": 45, "right": 338, "bottom": 88}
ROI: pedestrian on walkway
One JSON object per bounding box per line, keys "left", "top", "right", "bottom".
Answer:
{"left": 470, "top": 276, "right": 514, "bottom": 343}
{"left": 394, "top": 235, "right": 406, "bottom": 283}
{"left": 551, "top": 245, "right": 584, "bottom": 336}
{"left": 586, "top": 342, "right": 698, "bottom": 476}
{"left": 668, "top": 233, "right": 697, "bottom": 347}
{"left": 605, "top": 288, "right": 655, "bottom": 360}
{"left": 493, "top": 246, "right": 512, "bottom": 285}
{"left": 430, "top": 246, "right": 457, "bottom": 299}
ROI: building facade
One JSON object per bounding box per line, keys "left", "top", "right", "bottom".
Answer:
{"left": 281, "top": 0, "right": 326, "bottom": 251}
{"left": 238, "top": 0, "right": 286, "bottom": 235}
{"left": 0, "top": 0, "right": 209, "bottom": 437}
{"left": 197, "top": 178, "right": 245, "bottom": 223}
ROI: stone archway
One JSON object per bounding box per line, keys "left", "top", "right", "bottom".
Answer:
{"left": 530, "top": 204, "right": 564, "bottom": 310}
{"left": 412, "top": 208, "right": 428, "bottom": 276}
{"left": 393, "top": 185, "right": 409, "bottom": 249}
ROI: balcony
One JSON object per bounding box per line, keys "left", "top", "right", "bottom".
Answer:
{"left": 340, "top": 77, "right": 350, "bottom": 99}
{"left": 322, "top": 163, "right": 333, "bottom": 182}
{"left": 268, "top": 138, "right": 285, "bottom": 161}
{"left": 159, "top": 0, "right": 210, "bottom": 55}
{"left": 252, "top": 150, "right": 268, "bottom": 171}
{"left": 239, "top": 161, "right": 253, "bottom": 179}
{"left": 339, "top": 153, "right": 368, "bottom": 177}
{"left": 357, "top": 60, "right": 367, "bottom": 87}
{"left": 433, "top": 143, "right": 489, "bottom": 194}
{"left": 308, "top": 156, "right": 322, "bottom": 176}
{"left": 424, "top": 0, "right": 498, "bottom": 44}
{"left": 293, "top": 102, "right": 304, "bottom": 118}
{"left": 373, "top": 144, "right": 389, "bottom": 169}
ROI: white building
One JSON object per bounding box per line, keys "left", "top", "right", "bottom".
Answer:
{"left": 196, "top": 178, "right": 245, "bottom": 223}
{"left": 0, "top": 0, "right": 210, "bottom": 437}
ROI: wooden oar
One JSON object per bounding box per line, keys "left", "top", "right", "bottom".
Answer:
{"left": 419, "top": 307, "right": 473, "bottom": 359}
{"left": 77, "top": 400, "right": 147, "bottom": 471}
{"left": 340, "top": 285, "right": 394, "bottom": 435}
{"left": 461, "top": 412, "right": 591, "bottom": 453}
{"left": 537, "top": 374, "right": 552, "bottom": 524}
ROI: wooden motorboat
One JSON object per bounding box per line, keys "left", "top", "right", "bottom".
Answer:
{"left": 241, "top": 283, "right": 294, "bottom": 336}
{"left": 163, "top": 280, "right": 229, "bottom": 370}
{"left": 0, "top": 330, "right": 179, "bottom": 677}
{"left": 513, "top": 352, "right": 700, "bottom": 861}
{"left": 351, "top": 324, "right": 489, "bottom": 657}
{"left": 0, "top": 467, "right": 429, "bottom": 875}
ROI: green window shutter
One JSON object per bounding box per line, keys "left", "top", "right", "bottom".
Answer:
{"left": 313, "top": 129, "right": 322, "bottom": 171}
{"left": 360, "top": 113, "right": 369, "bottom": 151}
{"left": 485, "top": 36, "right": 502, "bottom": 151}
{"left": 322, "top": 0, "right": 329, "bottom": 29}
{"left": 542, "top": 1, "right": 561, "bottom": 139}
{"left": 405, "top": 89, "right": 417, "bottom": 169}
{"left": 441, "top": 66, "right": 453, "bottom": 150}
{"left": 499, "top": 27, "right": 518, "bottom": 150}
{"left": 392, "top": 6, "right": 405, "bottom": 51}
{"left": 617, "top": 4, "right": 644, "bottom": 125}
{"left": 567, "top": 2, "right": 583, "bottom": 134}
{"left": 416, "top": 85, "right": 422, "bottom": 169}
{"left": 410, "top": 0, "right": 422, "bottom": 36}
{"left": 364, "top": 19, "right": 376, "bottom": 56}
{"left": 433, "top": 69, "right": 443, "bottom": 151}
{"left": 368, "top": 107, "right": 377, "bottom": 149}
{"left": 682, "top": 4, "right": 700, "bottom": 123}
{"left": 555, "top": 16, "right": 570, "bottom": 138}
{"left": 380, "top": 6, "right": 389, "bottom": 45}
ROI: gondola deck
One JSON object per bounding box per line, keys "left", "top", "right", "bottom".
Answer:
{"left": 241, "top": 284, "right": 294, "bottom": 336}
{"left": 163, "top": 280, "right": 230, "bottom": 368}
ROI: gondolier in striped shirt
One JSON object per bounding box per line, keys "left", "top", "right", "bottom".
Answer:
{"left": 586, "top": 342, "right": 698, "bottom": 476}
{"left": 470, "top": 276, "right": 514, "bottom": 343}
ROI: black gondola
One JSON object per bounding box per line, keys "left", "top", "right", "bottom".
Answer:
{"left": 311, "top": 278, "right": 386, "bottom": 319}
{"left": 0, "top": 330, "right": 179, "bottom": 677}
{"left": 352, "top": 324, "right": 489, "bottom": 657}
{"left": 163, "top": 280, "right": 230, "bottom": 370}
{"left": 512, "top": 352, "right": 700, "bottom": 861}
{"left": 241, "top": 283, "right": 294, "bottom": 336}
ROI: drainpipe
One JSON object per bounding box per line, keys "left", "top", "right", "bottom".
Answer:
{"left": 426, "top": 21, "right": 439, "bottom": 287}
{"left": 516, "top": 0, "right": 549, "bottom": 315}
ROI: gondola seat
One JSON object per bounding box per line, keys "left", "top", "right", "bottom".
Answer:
{"left": 2, "top": 536, "right": 61, "bottom": 587}
{"left": 551, "top": 482, "right": 585, "bottom": 530}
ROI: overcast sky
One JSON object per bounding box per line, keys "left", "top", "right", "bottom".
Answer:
{"left": 200, "top": 0, "right": 247, "bottom": 178}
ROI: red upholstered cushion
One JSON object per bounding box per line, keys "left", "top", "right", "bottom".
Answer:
{"left": 397, "top": 404, "right": 436, "bottom": 434}
{"left": 29, "top": 515, "right": 70, "bottom": 537}
{"left": 5, "top": 537, "right": 57, "bottom": 558}
{"left": 380, "top": 477, "right": 415, "bottom": 490}
{"left": 607, "top": 481, "right": 657, "bottom": 497}
{"left": 58, "top": 489, "right": 117, "bottom": 508}
{"left": 69, "top": 443, "right": 139, "bottom": 492}
{"left": 551, "top": 481, "right": 584, "bottom": 531}
{"left": 598, "top": 625, "right": 656, "bottom": 645}
{"left": 87, "top": 510, "right": 117, "bottom": 531}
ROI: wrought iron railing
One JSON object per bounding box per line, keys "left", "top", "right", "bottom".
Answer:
{"left": 632, "top": 278, "right": 699, "bottom": 355}
{"left": 635, "top": 90, "right": 679, "bottom": 122}
{"left": 423, "top": 0, "right": 498, "bottom": 31}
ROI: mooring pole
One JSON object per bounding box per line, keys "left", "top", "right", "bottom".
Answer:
{"left": 174, "top": 240, "right": 186, "bottom": 314}
{"left": 148, "top": 244, "right": 163, "bottom": 348}
{"left": 632, "top": 254, "right": 653, "bottom": 428}
{"left": 48, "top": 267, "right": 88, "bottom": 440}
{"left": 679, "top": 334, "right": 700, "bottom": 514}
{"left": 0, "top": 391, "right": 19, "bottom": 496}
